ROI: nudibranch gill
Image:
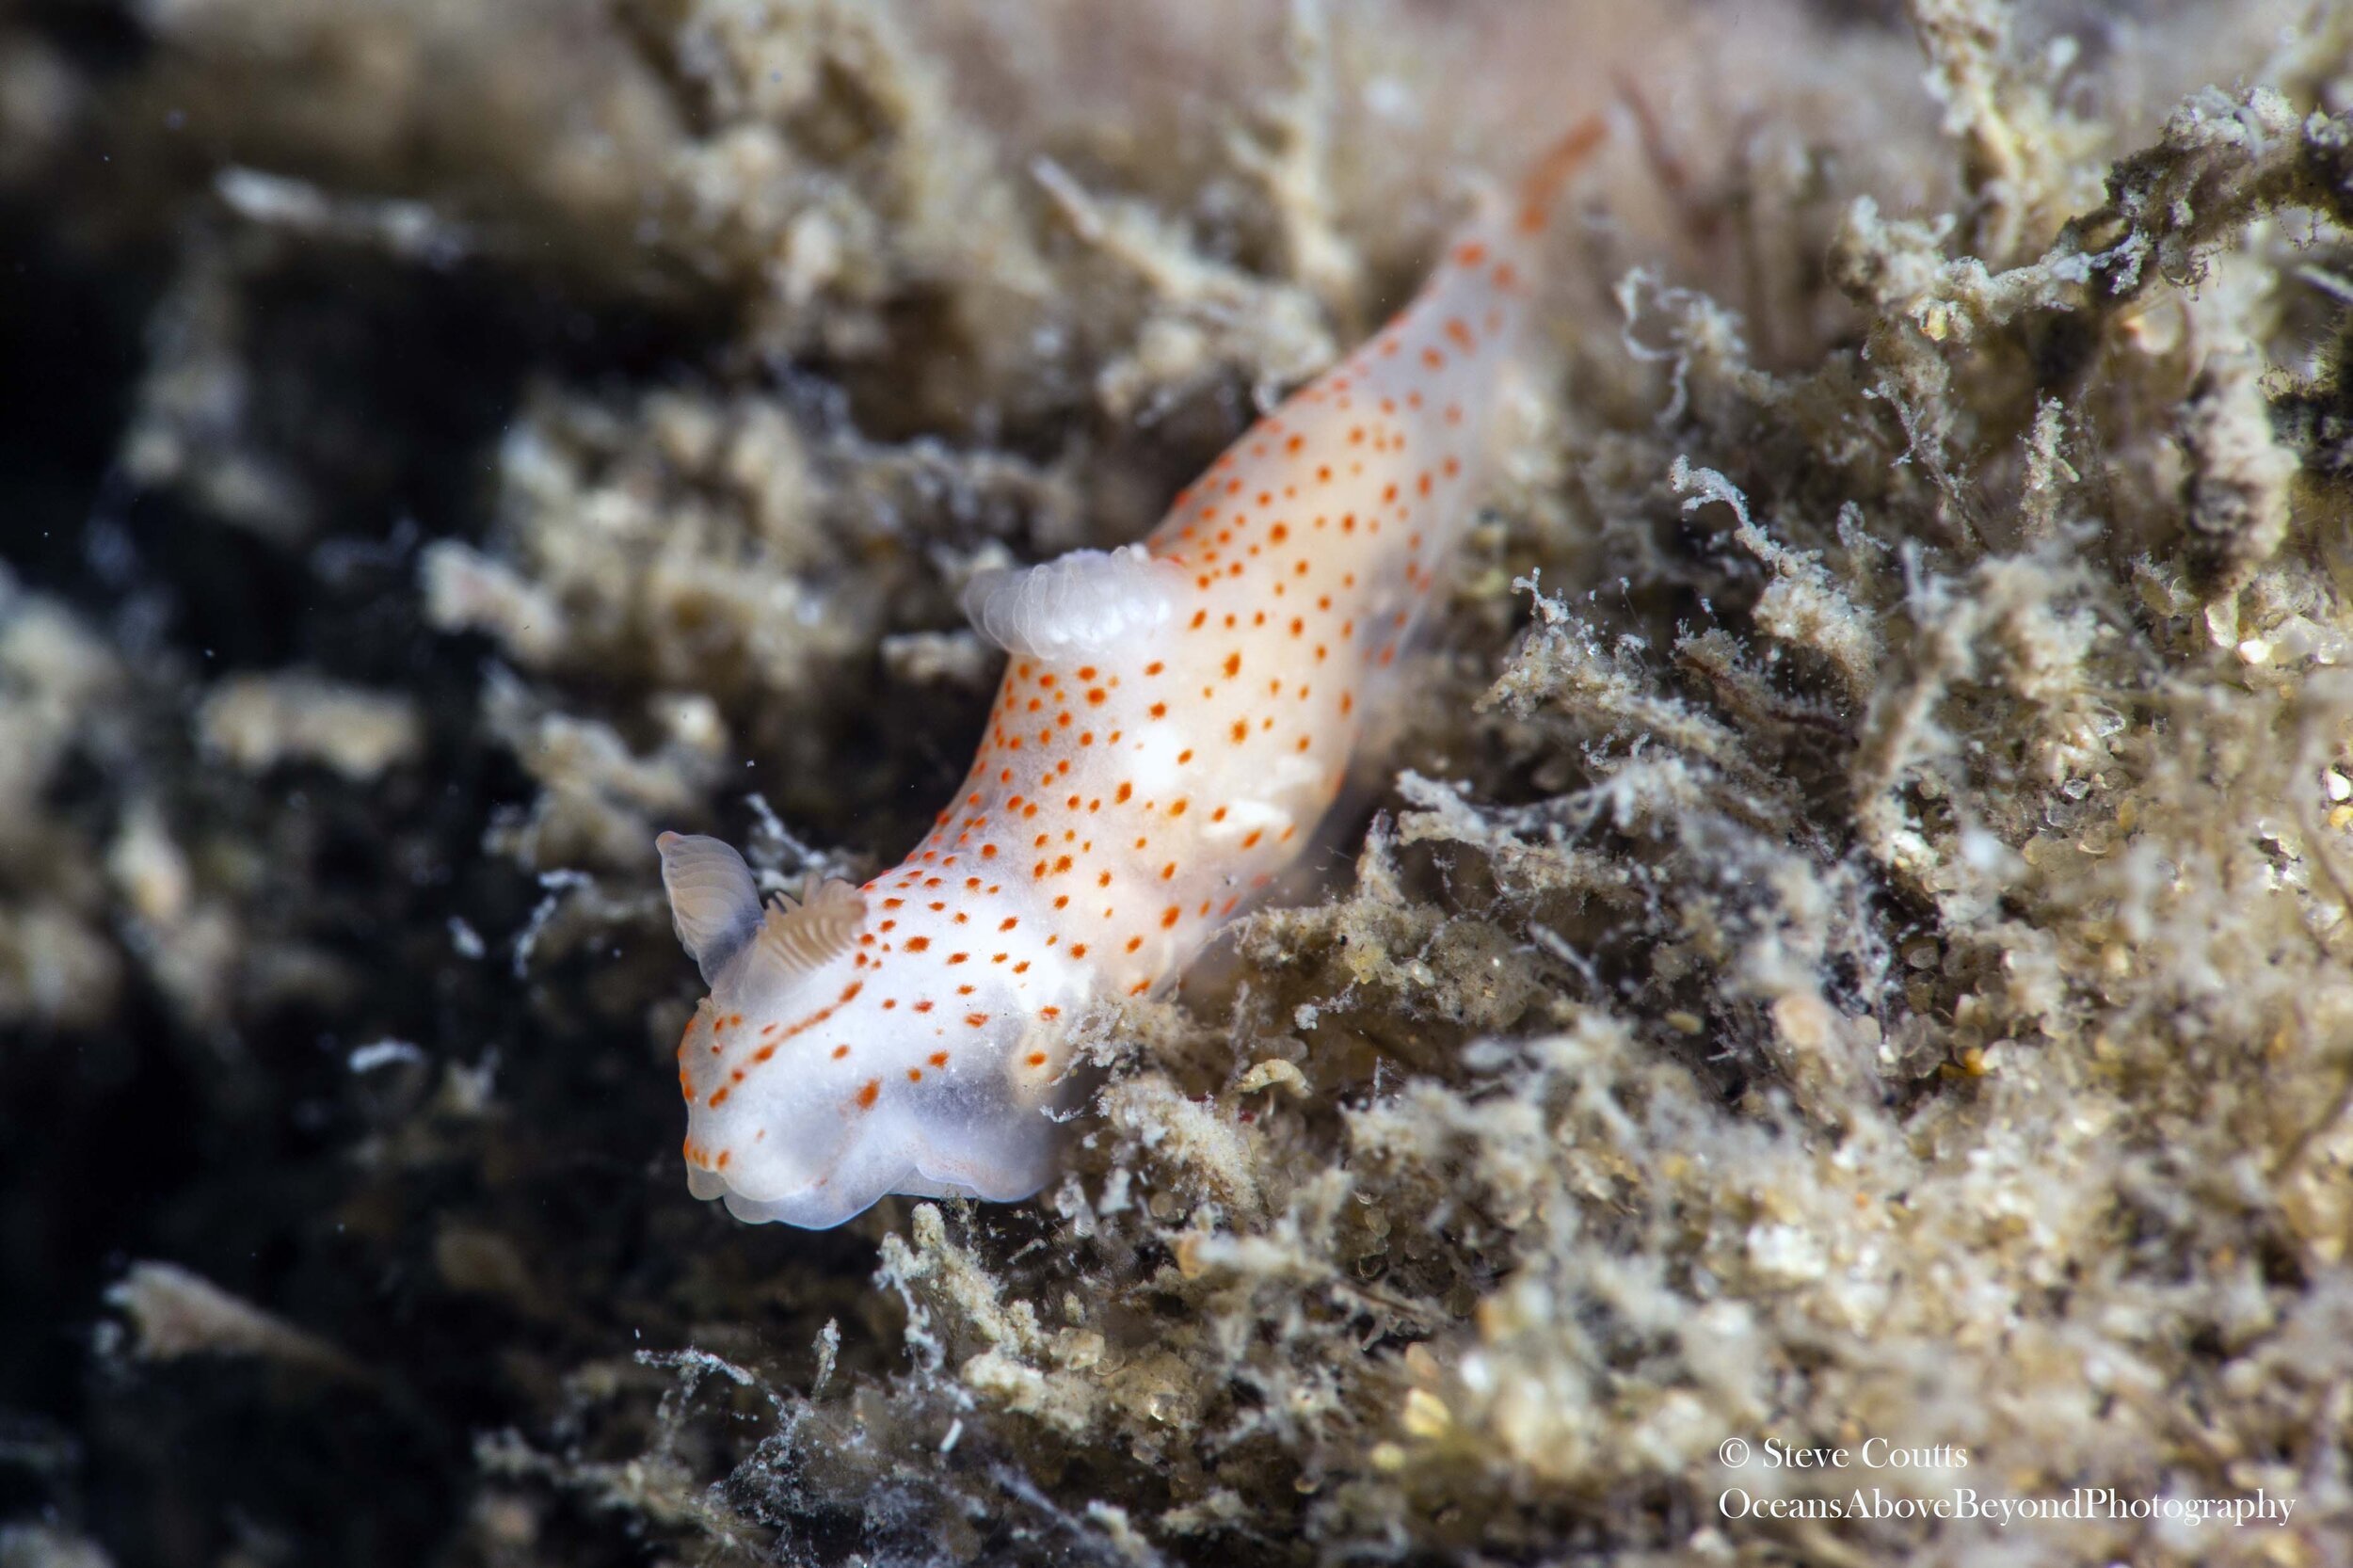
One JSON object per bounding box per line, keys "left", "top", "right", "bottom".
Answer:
{"left": 657, "top": 123, "right": 1605, "bottom": 1227}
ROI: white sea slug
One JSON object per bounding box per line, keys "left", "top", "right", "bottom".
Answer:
{"left": 657, "top": 123, "right": 1606, "bottom": 1227}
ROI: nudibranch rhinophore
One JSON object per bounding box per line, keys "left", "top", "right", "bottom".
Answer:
{"left": 657, "top": 122, "right": 1606, "bottom": 1227}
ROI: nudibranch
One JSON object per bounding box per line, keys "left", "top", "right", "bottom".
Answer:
{"left": 657, "top": 123, "right": 1605, "bottom": 1227}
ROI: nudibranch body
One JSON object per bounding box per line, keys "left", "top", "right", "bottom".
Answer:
{"left": 658, "top": 125, "right": 1603, "bottom": 1227}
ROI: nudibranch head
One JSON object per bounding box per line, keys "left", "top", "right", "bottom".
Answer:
{"left": 658, "top": 832, "right": 1071, "bottom": 1227}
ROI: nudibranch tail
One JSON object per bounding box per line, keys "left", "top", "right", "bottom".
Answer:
{"left": 657, "top": 123, "right": 1606, "bottom": 1227}
{"left": 1517, "top": 115, "right": 1609, "bottom": 232}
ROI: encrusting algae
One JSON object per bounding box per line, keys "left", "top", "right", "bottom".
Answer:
{"left": 1, "top": 1, "right": 2351, "bottom": 1564}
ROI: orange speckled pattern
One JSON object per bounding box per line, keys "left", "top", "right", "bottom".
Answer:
{"left": 659, "top": 123, "right": 1603, "bottom": 1228}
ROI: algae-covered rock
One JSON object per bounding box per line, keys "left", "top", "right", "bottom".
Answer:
{"left": 2, "top": 1, "right": 2350, "bottom": 1564}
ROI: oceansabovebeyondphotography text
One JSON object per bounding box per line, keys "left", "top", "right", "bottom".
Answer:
{"left": 1718, "top": 1487, "right": 2297, "bottom": 1528}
